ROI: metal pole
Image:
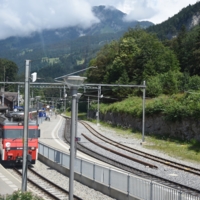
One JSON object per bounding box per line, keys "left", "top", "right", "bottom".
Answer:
{"left": 36, "top": 99, "right": 39, "bottom": 126}
{"left": 75, "top": 93, "right": 81, "bottom": 157}
{"left": 22, "top": 60, "right": 31, "bottom": 192}
{"left": 32, "top": 90, "right": 34, "bottom": 108}
{"left": 97, "top": 86, "right": 101, "bottom": 126}
{"left": 2, "top": 89, "right": 4, "bottom": 106}
{"left": 69, "top": 87, "right": 77, "bottom": 200}
{"left": 142, "top": 81, "right": 146, "bottom": 143}
{"left": 2, "top": 66, "right": 5, "bottom": 106}
{"left": 87, "top": 96, "right": 89, "bottom": 119}
{"left": 17, "top": 85, "right": 20, "bottom": 106}
{"left": 75, "top": 96, "right": 78, "bottom": 157}
{"left": 64, "top": 85, "right": 66, "bottom": 114}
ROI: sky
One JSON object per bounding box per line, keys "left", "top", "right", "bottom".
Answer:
{"left": 0, "top": 0, "right": 198, "bottom": 40}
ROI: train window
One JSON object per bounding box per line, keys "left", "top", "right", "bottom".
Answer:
{"left": 4, "top": 130, "right": 23, "bottom": 138}
{"left": 29, "top": 129, "right": 38, "bottom": 138}
{"left": 3, "top": 129, "right": 38, "bottom": 139}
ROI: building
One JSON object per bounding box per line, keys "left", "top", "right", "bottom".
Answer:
{"left": 0, "top": 91, "right": 18, "bottom": 113}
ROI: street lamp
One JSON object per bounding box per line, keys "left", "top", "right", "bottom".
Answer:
{"left": 22, "top": 60, "right": 37, "bottom": 192}
{"left": 75, "top": 93, "right": 82, "bottom": 157}
{"left": 56, "top": 75, "right": 86, "bottom": 200}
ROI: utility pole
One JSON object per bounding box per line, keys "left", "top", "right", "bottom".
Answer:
{"left": 97, "top": 85, "right": 101, "bottom": 126}
{"left": 22, "top": 60, "right": 31, "bottom": 192}
{"left": 22, "top": 61, "right": 37, "bottom": 192}
{"left": 142, "top": 81, "right": 146, "bottom": 143}
{"left": 17, "top": 85, "right": 20, "bottom": 106}
{"left": 2, "top": 66, "right": 5, "bottom": 106}
{"left": 87, "top": 96, "right": 89, "bottom": 119}
{"left": 64, "top": 85, "right": 66, "bottom": 114}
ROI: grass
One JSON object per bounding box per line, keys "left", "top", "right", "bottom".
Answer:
{"left": 41, "top": 57, "right": 59, "bottom": 64}
{"left": 19, "top": 49, "right": 33, "bottom": 56}
{"left": 63, "top": 111, "right": 200, "bottom": 164}
{"left": 143, "top": 135, "right": 200, "bottom": 163}
{"left": 77, "top": 59, "right": 85, "bottom": 65}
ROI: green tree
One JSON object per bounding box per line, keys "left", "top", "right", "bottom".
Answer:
{"left": 86, "top": 41, "right": 119, "bottom": 83}
{"left": 0, "top": 59, "right": 18, "bottom": 82}
{"left": 188, "top": 75, "right": 200, "bottom": 90}
{"left": 146, "top": 76, "right": 163, "bottom": 97}
{"left": 161, "top": 71, "right": 180, "bottom": 95}
{"left": 104, "top": 37, "right": 140, "bottom": 84}
{"left": 0, "top": 58, "right": 18, "bottom": 92}
{"left": 87, "top": 28, "right": 180, "bottom": 98}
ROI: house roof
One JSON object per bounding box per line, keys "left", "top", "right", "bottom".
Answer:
{"left": 0, "top": 105, "right": 8, "bottom": 111}
{"left": 0, "top": 92, "right": 18, "bottom": 101}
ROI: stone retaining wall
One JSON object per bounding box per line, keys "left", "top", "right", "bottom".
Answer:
{"left": 89, "top": 111, "right": 200, "bottom": 141}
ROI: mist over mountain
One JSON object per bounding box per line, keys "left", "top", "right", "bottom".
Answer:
{"left": 0, "top": 5, "right": 153, "bottom": 74}
{"left": 3, "top": 2, "right": 200, "bottom": 77}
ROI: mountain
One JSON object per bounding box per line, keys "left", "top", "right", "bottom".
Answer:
{"left": 0, "top": 5, "right": 153, "bottom": 75}
{"left": 146, "top": 2, "right": 200, "bottom": 39}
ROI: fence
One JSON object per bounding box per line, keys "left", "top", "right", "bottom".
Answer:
{"left": 38, "top": 142, "right": 200, "bottom": 200}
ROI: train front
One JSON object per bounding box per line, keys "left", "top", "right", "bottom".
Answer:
{"left": 0, "top": 113, "right": 40, "bottom": 166}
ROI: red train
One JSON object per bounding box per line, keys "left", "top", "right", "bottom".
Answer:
{"left": 0, "top": 111, "right": 40, "bottom": 166}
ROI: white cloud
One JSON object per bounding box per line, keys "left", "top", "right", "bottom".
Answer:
{"left": 0, "top": 0, "right": 198, "bottom": 40}
{"left": 0, "top": 0, "right": 99, "bottom": 40}
{"left": 121, "top": 0, "right": 158, "bottom": 22}
{"left": 118, "top": 0, "right": 197, "bottom": 24}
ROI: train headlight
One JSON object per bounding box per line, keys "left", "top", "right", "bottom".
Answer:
{"left": 6, "top": 147, "right": 10, "bottom": 151}
{"left": 31, "top": 147, "right": 35, "bottom": 150}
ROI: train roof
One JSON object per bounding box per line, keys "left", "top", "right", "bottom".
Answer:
{"left": 0, "top": 111, "right": 37, "bottom": 126}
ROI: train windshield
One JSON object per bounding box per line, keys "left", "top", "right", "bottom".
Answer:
{"left": 3, "top": 129, "right": 38, "bottom": 139}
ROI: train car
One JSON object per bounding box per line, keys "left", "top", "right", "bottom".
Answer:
{"left": 0, "top": 111, "right": 40, "bottom": 166}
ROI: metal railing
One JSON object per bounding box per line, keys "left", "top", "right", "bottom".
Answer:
{"left": 38, "top": 143, "right": 200, "bottom": 200}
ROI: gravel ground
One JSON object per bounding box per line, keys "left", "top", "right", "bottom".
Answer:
{"left": 85, "top": 121, "right": 199, "bottom": 168}
{"left": 77, "top": 121, "right": 200, "bottom": 191}
{"left": 35, "top": 118, "right": 200, "bottom": 199}
{"left": 33, "top": 118, "right": 116, "bottom": 200}
{"left": 33, "top": 160, "right": 115, "bottom": 200}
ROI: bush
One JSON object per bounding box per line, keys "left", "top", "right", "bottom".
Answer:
{"left": 188, "top": 75, "right": 200, "bottom": 90}
{"left": 0, "top": 190, "right": 44, "bottom": 200}
{"left": 146, "top": 76, "right": 163, "bottom": 97}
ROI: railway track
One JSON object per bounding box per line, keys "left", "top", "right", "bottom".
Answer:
{"left": 80, "top": 120, "right": 200, "bottom": 176}
{"left": 62, "top": 116, "right": 200, "bottom": 197}
{"left": 11, "top": 167, "right": 82, "bottom": 200}
{"left": 68, "top": 118, "right": 200, "bottom": 197}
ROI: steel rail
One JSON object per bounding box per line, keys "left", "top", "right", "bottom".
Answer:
{"left": 13, "top": 167, "right": 83, "bottom": 200}
{"left": 80, "top": 120, "right": 200, "bottom": 176}
{"left": 62, "top": 116, "right": 200, "bottom": 197}
{"left": 81, "top": 133, "right": 158, "bottom": 169}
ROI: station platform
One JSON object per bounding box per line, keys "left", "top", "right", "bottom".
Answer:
{"left": 0, "top": 164, "right": 20, "bottom": 196}
{"left": 38, "top": 114, "right": 121, "bottom": 167}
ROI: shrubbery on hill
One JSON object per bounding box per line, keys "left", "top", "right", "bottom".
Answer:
{"left": 93, "top": 92, "right": 200, "bottom": 122}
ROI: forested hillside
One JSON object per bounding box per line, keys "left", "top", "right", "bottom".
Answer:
{"left": 86, "top": 25, "right": 200, "bottom": 98}
{"left": 0, "top": 5, "right": 153, "bottom": 75}
{"left": 1, "top": 2, "right": 200, "bottom": 99}
{"left": 147, "top": 1, "right": 200, "bottom": 39}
